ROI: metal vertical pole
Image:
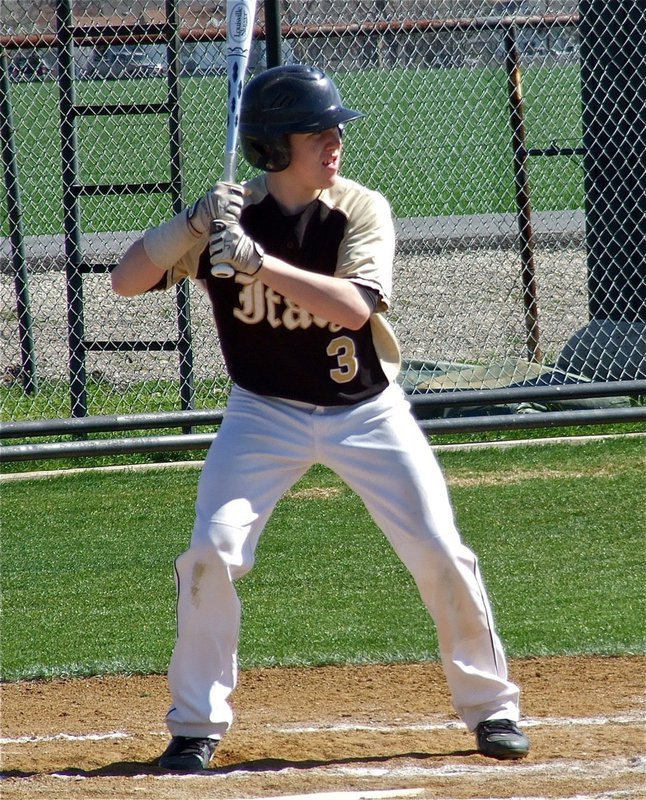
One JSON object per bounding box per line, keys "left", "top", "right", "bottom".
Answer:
{"left": 504, "top": 24, "right": 542, "bottom": 364}
{"left": 56, "top": 0, "right": 88, "bottom": 417}
{"left": 265, "top": 0, "right": 283, "bottom": 68}
{"left": 0, "top": 49, "right": 38, "bottom": 394}
{"left": 165, "top": 0, "right": 195, "bottom": 414}
{"left": 580, "top": 0, "right": 645, "bottom": 322}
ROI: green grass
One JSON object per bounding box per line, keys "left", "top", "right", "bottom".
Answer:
{"left": 2, "top": 65, "right": 584, "bottom": 237}
{"left": 1, "top": 436, "right": 643, "bottom": 681}
{"left": 1, "top": 375, "right": 232, "bottom": 421}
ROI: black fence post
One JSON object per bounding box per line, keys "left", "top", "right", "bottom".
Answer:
{"left": 580, "top": 0, "right": 645, "bottom": 323}
{"left": 166, "top": 0, "right": 195, "bottom": 415}
{"left": 265, "top": 0, "right": 282, "bottom": 68}
{"left": 0, "top": 49, "right": 38, "bottom": 395}
{"left": 504, "top": 23, "right": 543, "bottom": 364}
{"left": 56, "top": 0, "right": 88, "bottom": 417}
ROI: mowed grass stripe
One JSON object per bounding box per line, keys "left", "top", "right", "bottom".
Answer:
{"left": 3, "top": 65, "right": 583, "bottom": 237}
{"left": 1, "top": 436, "right": 643, "bottom": 680}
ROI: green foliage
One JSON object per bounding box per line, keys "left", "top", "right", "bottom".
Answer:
{"left": 1, "top": 437, "right": 644, "bottom": 681}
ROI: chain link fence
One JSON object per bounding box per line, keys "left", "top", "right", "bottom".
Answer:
{"left": 1, "top": 1, "right": 645, "bottom": 432}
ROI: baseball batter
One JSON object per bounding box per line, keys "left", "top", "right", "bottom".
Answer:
{"left": 112, "top": 64, "right": 530, "bottom": 770}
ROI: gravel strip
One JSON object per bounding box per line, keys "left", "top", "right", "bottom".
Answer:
{"left": 2, "top": 245, "right": 588, "bottom": 393}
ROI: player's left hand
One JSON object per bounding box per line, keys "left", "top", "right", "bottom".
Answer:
{"left": 209, "top": 222, "right": 264, "bottom": 276}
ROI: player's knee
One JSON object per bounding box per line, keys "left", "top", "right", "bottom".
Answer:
{"left": 188, "top": 520, "right": 256, "bottom": 579}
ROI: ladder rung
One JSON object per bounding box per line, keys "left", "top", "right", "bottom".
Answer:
{"left": 74, "top": 102, "right": 173, "bottom": 117}
{"left": 526, "top": 146, "right": 586, "bottom": 157}
{"left": 84, "top": 340, "right": 178, "bottom": 352}
{"left": 78, "top": 263, "right": 115, "bottom": 274}
{"left": 73, "top": 182, "right": 173, "bottom": 197}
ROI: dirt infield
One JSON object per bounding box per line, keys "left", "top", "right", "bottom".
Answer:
{"left": 1, "top": 655, "right": 644, "bottom": 799}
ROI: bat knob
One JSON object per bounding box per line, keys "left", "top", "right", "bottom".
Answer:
{"left": 209, "top": 218, "right": 234, "bottom": 277}
{"left": 211, "top": 263, "right": 236, "bottom": 278}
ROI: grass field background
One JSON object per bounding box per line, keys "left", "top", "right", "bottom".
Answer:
{"left": 2, "top": 65, "right": 584, "bottom": 238}
{"left": 2, "top": 435, "right": 643, "bottom": 682}
{"left": 4, "top": 63, "right": 641, "bottom": 686}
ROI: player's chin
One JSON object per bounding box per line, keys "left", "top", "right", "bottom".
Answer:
{"left": 321, "top": 167, "right": 340, "bottom": 187}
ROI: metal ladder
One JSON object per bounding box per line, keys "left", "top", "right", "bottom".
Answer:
{"left": 55, "top": 0, "right": 194, "bottom": 418}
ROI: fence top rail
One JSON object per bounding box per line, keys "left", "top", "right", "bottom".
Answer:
{"left": 284, "top": 13, "right": 580, "bottom": 38}
{"left": 1, "top": 406, "right": 645, "bottom": 465}
{"left": 1, "top": 24, "right": 230, "bottom": 50}
{"left": 2, "top": 380, "right": 644, "bottom": 441}
{"left": 1, "top": 13, "right": 580, "bottom": 50}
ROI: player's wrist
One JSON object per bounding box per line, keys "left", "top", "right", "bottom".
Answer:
{"left": 143, "top": 210, "right": 204, "bottom": 269}
{"left": 248, "top": 241, "right": 265, "bottom": 275}
{"left": 186, "top": 201, "right": 212, "bottom": 238}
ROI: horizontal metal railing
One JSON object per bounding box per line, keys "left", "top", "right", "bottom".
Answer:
{"left": 1, "top": 381, "right": 643, "bottom": 462}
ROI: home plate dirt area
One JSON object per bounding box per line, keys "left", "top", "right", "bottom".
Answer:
{"left": 1, "top": 656, "right": 644, "bottom": 800}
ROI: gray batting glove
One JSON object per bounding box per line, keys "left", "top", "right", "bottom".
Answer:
{"left": 186, "top": 182, "right": 245, "bottom": 236}
{"left": 209, "top": 222, "right": 264, "bottom": 276}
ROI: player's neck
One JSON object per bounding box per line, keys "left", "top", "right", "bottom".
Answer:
{"left": 265, "top": 174, "right": 322, "bottom": 216}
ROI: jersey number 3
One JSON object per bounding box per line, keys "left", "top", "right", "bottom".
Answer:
{"left": 327, "top": 336, "right": 358, "bottom": 384}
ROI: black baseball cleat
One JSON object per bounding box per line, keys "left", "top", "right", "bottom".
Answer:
{"left": 158, "top": 735, "right": 218, "bottom": 770}
{"left": 475, "top": 719, "right": 530, "bottom": 759}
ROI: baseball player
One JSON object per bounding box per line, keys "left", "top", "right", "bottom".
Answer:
{"left": 112, "top": 64, "right": 530, "bottom": 770}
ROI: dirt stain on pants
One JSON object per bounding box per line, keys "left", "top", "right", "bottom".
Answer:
{"left": 191, "top": 562, "right": 206, "bottom": 608}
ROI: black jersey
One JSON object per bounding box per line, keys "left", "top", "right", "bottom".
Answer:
{"left": 163, "top": 176, "right": 400, "bottom": 406}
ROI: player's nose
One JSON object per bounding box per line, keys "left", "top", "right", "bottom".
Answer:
{"left": 322, "top": 126, "right": 342, "bottom": 147}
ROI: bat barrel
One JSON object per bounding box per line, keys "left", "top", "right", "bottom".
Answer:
{"left": 210, "top": 0, "right": 258, "bottom": 279}
{"left": 222, "top": 151, "right": 237, "bottom": 184}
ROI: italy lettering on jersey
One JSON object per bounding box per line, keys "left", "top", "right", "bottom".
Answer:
{"left": 164, "top": 176, "right": 400, "bottom": 406}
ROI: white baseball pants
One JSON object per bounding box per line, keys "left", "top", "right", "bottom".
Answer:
{"left": 165, "top": 382, "right": 520, "bottom": 739}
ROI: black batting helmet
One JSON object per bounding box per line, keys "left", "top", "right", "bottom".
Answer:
{"left": 239, "top": 64, "right": 364, "bottom": 172}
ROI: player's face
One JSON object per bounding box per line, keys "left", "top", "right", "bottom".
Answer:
{"left": 287, "top": 126, "right": 343, "bottom": 191}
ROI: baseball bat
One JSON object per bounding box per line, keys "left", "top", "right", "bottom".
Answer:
{"left": 210, "top": 0, "right": 258, "bottom": 278}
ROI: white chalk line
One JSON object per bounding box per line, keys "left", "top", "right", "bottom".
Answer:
{"left": 0, "top": 731, "right": 131, "bottom": 744}
{"left": 2, "top": 711, "right": 645, "bottom": 746}
{"left": 271, "top": 711, "right": 646, "bottom": 734}
{"left": 3, "top": 725, "right": 644, "bottom": 800}
{"left": 228, "top": 790, "right": 645, "bottom": 800}
{"left": 231, "top": 792, "right": 425, "bottom": 800}
{"left": 323, "top": 756, "right": 646, "bottom": 780}
{"left": 227, "top": 792, "right": 645, "bottom": 800}
{"left": 44, "top": 755, "right": 645, "bottom": 784}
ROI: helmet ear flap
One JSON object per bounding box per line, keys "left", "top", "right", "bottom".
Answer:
{"left": 240, "top": 133, "right": 291, "bottom": 172}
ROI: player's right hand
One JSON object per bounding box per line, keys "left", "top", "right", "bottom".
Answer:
{"left": 186, "top": 182, "right": 245, "bottom": 237}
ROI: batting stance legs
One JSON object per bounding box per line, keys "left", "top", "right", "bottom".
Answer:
{"left": 165, "top": 383, "right": 520, "bottom": 740}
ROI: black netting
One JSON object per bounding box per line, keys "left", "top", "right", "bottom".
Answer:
{"left": 1, "top": 1, "right": 644, "bottom": 421}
